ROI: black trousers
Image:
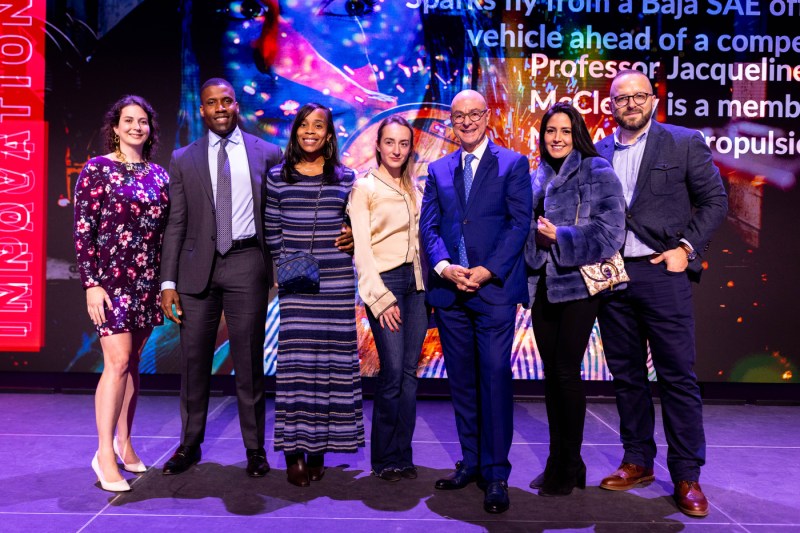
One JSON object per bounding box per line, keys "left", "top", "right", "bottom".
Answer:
{"left": 531, "top": 281, "right": 600, "bottom": 467}
{"left": 178, "top": 246, "right": 268, "bottom": 450}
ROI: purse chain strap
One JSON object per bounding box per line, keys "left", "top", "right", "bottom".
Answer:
{"left": 280, "top": 178, "right": 325, "bottom": 257}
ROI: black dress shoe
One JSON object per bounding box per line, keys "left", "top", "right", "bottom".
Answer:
{"left": 399, "top": 466, "right": 418, "bottom": 480}
{"left": 245, "top": 448, "right": 270, "bottom": 478}
{"left": 484, "top": 480, "right": 510, "bottom": 514}
{"left": 162, "top": 445, "right": 201, "bottom": 475}
{"left": 374, "top": 468, "right": 402, "bottom": 482}
{"left": 435, "top": 461, "right": 478, "bottom": 490}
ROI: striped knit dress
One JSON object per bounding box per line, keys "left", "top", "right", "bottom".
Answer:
{"left": 264, "top": 165, "right": 364, "bottom": 454}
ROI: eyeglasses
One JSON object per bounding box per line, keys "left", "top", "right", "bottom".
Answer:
{"left": 612, "top": 92, "right": 653, "bottom": 108}
{"left": 450, "top": 109, "right": 488, "bottom": 124}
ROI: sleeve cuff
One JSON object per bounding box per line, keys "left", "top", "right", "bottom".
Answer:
{"left": 160, "top": 281, "right": 177, "bottom": 291}
{"left": 369, "top": 291, "right": 397, "bottom": 318}
{"left": 434, "top": 260, "right": 450, "bottom": 277}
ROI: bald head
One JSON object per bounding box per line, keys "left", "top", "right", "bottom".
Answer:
{"left": 450, "top": 90, "right": 489, "bottom": 152}
{"left": 611, "top": 70, "right": 654, "bottom": 98}
{"left": 452, "top": 89, "right": 487, "bottom": 110}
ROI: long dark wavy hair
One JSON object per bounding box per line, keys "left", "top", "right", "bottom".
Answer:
{"left": 375, "top": 115, "right": 418, "bottom": 198}
{"left": 539, "top": 102, "right": 598, "bottom": 167}
{"left": 101, "top": 95, "right": 159, "bottom": 161}
{"left": 281, "top": 103, "right": 343, "bottom": 183}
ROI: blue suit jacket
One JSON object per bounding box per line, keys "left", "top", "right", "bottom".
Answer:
{"left": 420, "top": 140, "right": 532, "bottom": 308}
{"left": 595, "top": 121, "right": 728, "bottom": 282}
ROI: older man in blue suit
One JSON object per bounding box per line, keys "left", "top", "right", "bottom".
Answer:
{"left": 595, "top": 70, "right": 728, "bottom": 518}
{"left": 420, "top": 89, "right": 532, "bottom": 514}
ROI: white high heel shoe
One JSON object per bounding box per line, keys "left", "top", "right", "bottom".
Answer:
{"left": 113, "top": 437, "right": 147, "bottom": 473}
{"left": 92, "top": 452, "right": 131, "bottom": 492}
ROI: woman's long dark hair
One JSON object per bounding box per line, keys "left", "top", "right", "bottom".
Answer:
{"left": 281, "top": 102, "right": 343, "bottom": 183}
{"left": 101, "top": 94, "right": 159, "bottom": 161}
{"left": 539, "top": 101, "right": 598, "bottom": 167}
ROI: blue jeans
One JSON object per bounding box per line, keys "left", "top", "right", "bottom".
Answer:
{"left": 366, "top": 263, "right": 428, "bottom": 473}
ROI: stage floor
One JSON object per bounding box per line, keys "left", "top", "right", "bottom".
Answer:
{"left": 0, "top": 392, "right": 798, "bottom": 532}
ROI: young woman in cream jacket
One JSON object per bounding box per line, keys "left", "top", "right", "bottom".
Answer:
{"left": 349, "top": 116, "right": 428, "bottom": 481}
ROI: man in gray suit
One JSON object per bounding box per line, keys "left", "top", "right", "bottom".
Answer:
{"left": 159, "top": 78, "right": 281, "bottom": 477}
{"left": 595, "top": 70, "right": 727, "bottom": 517}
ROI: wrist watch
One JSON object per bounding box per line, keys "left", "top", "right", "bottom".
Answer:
{"left": 678, "top": 242, "right": 697, "bottom": 261}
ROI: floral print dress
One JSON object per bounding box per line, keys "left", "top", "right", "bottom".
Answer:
{"left": 73, "top": 156, "right": 170, "bottom": 336}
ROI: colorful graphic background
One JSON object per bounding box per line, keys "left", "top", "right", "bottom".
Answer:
{"left": 4, "top": 0, "right": 797, "bottom": 383}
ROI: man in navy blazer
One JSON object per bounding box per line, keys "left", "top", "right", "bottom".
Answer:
{"left": 595, "top": 70, "right": 727, "bottom": 517}
{"left": 159, "top": 78, "right": 281, "bottom": 477}
{"left": 420, "top": 89, "right": 532, "bottom": 514}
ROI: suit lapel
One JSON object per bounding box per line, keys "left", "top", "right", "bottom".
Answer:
{"left": 464, "top": 142, "right": 497, "bottom": 215}
{"left": 631, "top": 121, "right": 663, "bottom": 206}
{"left": 243, "top": 133, "right": 263, "bottom": 219}
{"left": 450, "top": 149, "right": 466, "bottom": 211}
{"left": 597, "top": 136, "right": 615, "bottom": 164}
{"left": 191, "top": 135, "right": 214, "bottom": 205}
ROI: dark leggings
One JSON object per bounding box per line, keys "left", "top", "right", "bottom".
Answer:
{"left": 531, "top": 281, "right": 600, "bottom": 468}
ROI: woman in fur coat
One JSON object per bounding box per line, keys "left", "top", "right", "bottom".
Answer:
{"left": 525, "top": 102, "right": 626, "bottom": 496}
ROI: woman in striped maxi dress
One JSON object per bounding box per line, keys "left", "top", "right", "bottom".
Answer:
{"left": 265, "top": 103, "right": 364, "bottom": 487}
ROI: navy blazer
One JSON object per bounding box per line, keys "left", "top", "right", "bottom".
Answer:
{"left": 161, "top": 131, "right": 282, "bottom": 294}
{"left": 595, "top": 121, "right": 728, "bottom": 282}
{"left": 420, "top": 141, "right": 532, "bottom": 308}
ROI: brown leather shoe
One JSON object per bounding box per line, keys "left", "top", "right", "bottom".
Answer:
{"left": 286, "top": 455, "right": 310, "bottom": 487}
{"left": 600, "top": 462, "right": 655, "bottom": 491}
{"left": 307, "top": 454, "right": 325, "bottom": 481}
{"left": 674, "top": 480, "right": 709, "bottom": 517}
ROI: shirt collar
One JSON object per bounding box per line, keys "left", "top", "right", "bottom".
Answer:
{"left": 462, "top": 136, "right": 489, "bottom": 164}
{"left": 613, "top": 121, "right": 651, "bottom": 150}
{"left": 209, "top": 126, "right": 242, "bottom": 147}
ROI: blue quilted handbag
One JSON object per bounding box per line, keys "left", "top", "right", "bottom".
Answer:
{"left": 276, "top": 251, "right": 319, "bottom": 294}
{"left": 275, "top": 180, "right": 323, "bottom": 295}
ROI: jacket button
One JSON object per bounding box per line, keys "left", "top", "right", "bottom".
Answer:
{"left": 626, "top": 213, "right": 632, "bottom": 219}
{"left": 463, "top": 220, "right": 469, "bottom": 224}
{"left": 211, "top": 235, "right": 216, "bottom": 241}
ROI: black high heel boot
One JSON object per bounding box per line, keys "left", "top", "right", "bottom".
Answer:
{"left": 308, "top": 453, "right": 325, "bottom": 481}
{"left": 538, "top": 458, "right": 586, "bottom": 497}
{"left": 529, "top": 456, "right": 557, "bottom": 490}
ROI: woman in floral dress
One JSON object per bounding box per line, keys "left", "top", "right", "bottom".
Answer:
{"left": 73, "top": 95, "right": 169, "bottom": 492}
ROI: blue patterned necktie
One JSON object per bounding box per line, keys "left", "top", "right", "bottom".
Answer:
{"left": 458, "top": 153, "right": 477, "bottom": 267}
{"left": 215, "top": 138, "right": 233, "bottom": 255}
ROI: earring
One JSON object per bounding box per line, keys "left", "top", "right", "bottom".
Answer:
{"left": 113, "top": 134, "right": 125, "bottom": 162}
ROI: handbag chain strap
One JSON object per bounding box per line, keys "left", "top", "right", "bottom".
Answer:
{"left": 280, "top": 178, "right": 325, "bottom": 257}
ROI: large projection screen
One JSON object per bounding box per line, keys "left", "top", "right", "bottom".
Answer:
{"left": 1, "top": 0, "right": 798, "bottom": 384}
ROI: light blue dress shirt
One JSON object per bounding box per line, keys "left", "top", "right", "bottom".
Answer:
{"left": 612, "top": 126, "right": 656, "bottom": 258}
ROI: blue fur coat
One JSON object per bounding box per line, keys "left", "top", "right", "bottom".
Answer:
{"left": 525, "top": 150, "right": 626, "bottom": 305}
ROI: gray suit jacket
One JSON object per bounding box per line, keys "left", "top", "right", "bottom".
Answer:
{"left": 596, "top": 121, "right": 728, "bottom": 282}
{"left": 162, "top": 131, "right": 282, "bottom": 294}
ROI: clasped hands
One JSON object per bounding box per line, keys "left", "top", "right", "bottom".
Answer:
{"left": 443, "top": 264, "right": 492, "bottom": 292}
